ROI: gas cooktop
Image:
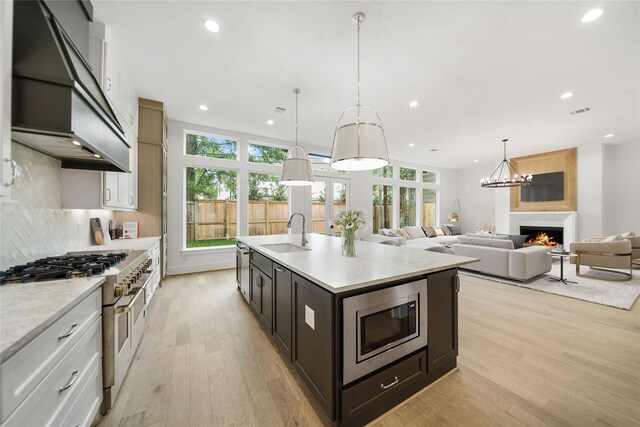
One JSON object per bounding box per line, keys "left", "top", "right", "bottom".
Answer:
{"left": 0, "top": 253, "right": 128, "bottom": 285}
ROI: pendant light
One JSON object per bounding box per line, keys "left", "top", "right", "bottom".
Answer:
{"left": 480, "top": 139, "right": 533, "bottom": 188}
{"left": 330, "top": 13, "right": 389, "bottom": 171}
{"left": 280, "top": 88, "right": 314, "bottom": 186}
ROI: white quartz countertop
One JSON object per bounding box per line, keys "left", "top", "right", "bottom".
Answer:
{"left": 70, "top": 236, "right": 161, "bottom": 253}
{"left": 237, "top": 233, "right": 478, "bottom": 293}
{"left": 0, "top": 276, "right": 105, "bottom": 364}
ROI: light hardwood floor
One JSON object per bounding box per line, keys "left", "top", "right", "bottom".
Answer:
{"left": 98, "top": 270, "right": 640, "bottom": 427}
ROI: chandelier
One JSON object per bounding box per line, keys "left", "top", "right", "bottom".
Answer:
{"left": 481, "top": 139, "right": 532, "bottom": 188}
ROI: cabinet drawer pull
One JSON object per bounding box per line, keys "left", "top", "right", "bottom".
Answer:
{"left": 129, "top": 195, "right": 134, "bottom": 205}
{"left": 3, "top": 158, "right": 17, "bottom": 187}
{"left": 274, "top": 266, "right": 285, "bottom": 273}
{"left": 58, "top": 323, "right": 79, "bottom": 339}
{"left": 59, "top": 371, "right": 80, "bottom": 392}
{"left": 106, "top": 77, "right": 112, "bottom": 91}
{"left": 106, "top": 188, "right": 111, "bottom": 201}
{"left": 455, "top": 275, "right": 460, "bottom": 292}
{"left": 380, "top": 375, "right": 399, "bottom": 390}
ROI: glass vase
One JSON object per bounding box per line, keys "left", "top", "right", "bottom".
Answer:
{"left": 342, "top": 230, "right": 357, "bottom": 257}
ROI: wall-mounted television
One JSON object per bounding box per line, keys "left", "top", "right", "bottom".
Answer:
{"left": 520, "top": 171, "right": 564, "bottom": 202}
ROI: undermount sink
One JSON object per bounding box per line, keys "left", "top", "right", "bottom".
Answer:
{"left": 262, "top": 243, "right": 311, "bottom": 253}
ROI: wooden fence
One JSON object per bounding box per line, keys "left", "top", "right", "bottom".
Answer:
{"left": 187, "top": 200, "right": 346, "bottom": 241}
{"left": 186, "top": 200, "right": 434, "bottom": 241}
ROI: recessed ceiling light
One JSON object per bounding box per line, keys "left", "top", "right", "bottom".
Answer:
{"left": 267, "top": 120, "right": 274, "bottom": 125}
{"left": 430, "top": 148, "right": 438, "bottom": 152}
{"left": 408, "top": 143, "right": 415, "bottom": 147}
{"left": 473, "top": 159, "right": 479, "bottom": 162}
{"left": 409, "top": 100, "right": 419, "bottom": 108}
{"left": 604, "top": 133, "right": 614, "bottom": 138}
{"left": 94, "top": 153, "right": 101, "bottom": 158}
{"left": 203, "top": 19, "right": 220, "bottom": 33}
{"left": 71, "top": 140, "right": 81, "bottom": 146}
{"left": 560, "top": 92, "right": 574, "bottom": 99}
{"left": 198, "top": 104, "right": 208, "bottom": 111}
{"left": 582, "top": 8, "right": 605, "bottom": 23}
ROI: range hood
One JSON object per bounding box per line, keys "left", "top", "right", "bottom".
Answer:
{"left": 11, "top": 0, "right": 130, "bottom": 172}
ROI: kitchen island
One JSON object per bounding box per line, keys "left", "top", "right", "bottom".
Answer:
{"left": 237, "top": 233, "right": 477, "bottom": 426}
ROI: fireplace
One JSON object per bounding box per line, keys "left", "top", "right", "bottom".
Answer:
{"left": 520, "top": 226, "right": 564, "bottom": 248}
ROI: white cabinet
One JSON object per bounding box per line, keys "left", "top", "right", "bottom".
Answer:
{"left": 0, "top": 0, "right": 13, "bottom": 196}
{"left": 1, "top": 289, "right": 102, "bottom": 427}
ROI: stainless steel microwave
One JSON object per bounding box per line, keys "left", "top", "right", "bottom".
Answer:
{"left": 343, "top": 279, "right": 428, "bottom": 384}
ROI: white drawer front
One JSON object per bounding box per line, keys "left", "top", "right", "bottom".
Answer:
{"left": 1, "top": 289, "right": 101, "bottom": 422}
{"left": 56, "top": 358, "right": 102, "bottom": 427}
{"left": 3, "top": 317, "right": 102, "bottom": 427}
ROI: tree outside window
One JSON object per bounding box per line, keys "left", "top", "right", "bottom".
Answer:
{"left": 186, "top": 133, "right": 237, "bottom": 160}
{"left": 399, "top": 187, "right": 416, "bottom": 227}
{"left": 400, "top": 167, "right": 416, "bottom": 181}
{"left": 373, "top": 165, "right": 393, "bottom": 178}
{"left": 373, "top": 184, "right": 393, "bottom": 232}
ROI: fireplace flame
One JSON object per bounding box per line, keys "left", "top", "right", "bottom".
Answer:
{"left": 528, "top": 232, "right": 557, "bottom": 248}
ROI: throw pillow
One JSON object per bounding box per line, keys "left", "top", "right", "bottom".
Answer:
{"left": 434, "top": 227, "right": 445, "bottom": 236}
{"left": 387, "top": 229, "right": 403, "bottom": 238}
{"left": 398, "top": 228, "right": 412, "bottom": 240}
{"left": 422, "top": 226, "right": 437, "bottom": 238}
{"left": 447, "top": 224, "right": 461, "bottom": 235}
{"left": 379, "top": 228, "right": 390, "bottom": 236}
{"left": 507, "top": 234, "right": 529, "bottom": 249}
{"left": 440, "top": 225, "right": 452, "bottom": 236}
{"left": 404, "top": 226, "right": 427, "bottom": 239}
{"left": 621, "top": 231, "right": 637, "bottom": 237}
{"left": 604, "top": 235, "right": 622, "bottom": 242}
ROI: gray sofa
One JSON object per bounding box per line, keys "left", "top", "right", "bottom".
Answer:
{"left": 452, "top": 235, "right": 551, "bottom": 281}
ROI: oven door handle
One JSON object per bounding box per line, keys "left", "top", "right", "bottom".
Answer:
{"left": 115, "top": 287, "right": 144, "bottom": 314}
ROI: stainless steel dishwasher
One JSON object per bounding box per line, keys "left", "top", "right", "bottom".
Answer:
{"left": 236, "top": 242, "right": 250, "bottom": 303}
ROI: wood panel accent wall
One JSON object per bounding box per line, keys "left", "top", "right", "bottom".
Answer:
{"left": 510, "top": 148, "right": 577, "bottom": 212}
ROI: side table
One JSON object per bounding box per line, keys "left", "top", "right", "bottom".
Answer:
{"left": 548, "top": 252, "right": 577, "bottom": 285}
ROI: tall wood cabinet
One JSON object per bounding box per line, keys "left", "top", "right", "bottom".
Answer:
{"left": 116, "top": 98, "right": 167, "bottom": 278}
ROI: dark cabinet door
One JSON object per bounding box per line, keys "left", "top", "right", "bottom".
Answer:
{"left": 249, "top": 263, "right": 272, "bottom": 330}
{"left": 426, "top": 268, "right": 458, "bottom": 378}
{"left": 236, "top": 250, "right": 241, "bottom": 287}
{"left": 259, "top": 273, "right": 273, "bottom": 329}
{"left": 273, "top": 264, "right": 292, "bottom": 359}
{"left": 293, "top": 274, "right": 334, "bottom": 418}
{"left": 249, "top": 264, "right": 261, "bottom": 315}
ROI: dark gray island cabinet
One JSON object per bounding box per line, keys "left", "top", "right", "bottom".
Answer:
{"left": 237, "top": 234, "right": 476, "bottom": 426}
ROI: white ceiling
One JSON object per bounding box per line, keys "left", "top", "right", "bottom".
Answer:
{"left": 93, "top": 1, "right": 640, "bottom": 170}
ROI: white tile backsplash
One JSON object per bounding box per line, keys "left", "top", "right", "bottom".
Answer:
{"left": 0, "top": 143, "right": 114, "bottom": 270}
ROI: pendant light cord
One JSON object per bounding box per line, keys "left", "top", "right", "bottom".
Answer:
{"left": 357, "top": 18, "right": 360, "bottom": 107}
{"left": 295, "top": 89, "right": 299, "bottom": 146}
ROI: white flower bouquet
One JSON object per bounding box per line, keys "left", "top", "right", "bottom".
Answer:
{"left": 332, "top": 208, "right": 368, "bottom": 257}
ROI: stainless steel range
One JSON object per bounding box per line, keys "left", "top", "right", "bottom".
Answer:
{"left": 62, "top": 249, "right": 153, "bottom": 415}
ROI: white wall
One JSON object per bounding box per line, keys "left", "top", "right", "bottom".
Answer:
{"left": 456, "top": 163, "right": 496, "bottom": 234}
{"left": 603, "top": 141, "right": 640, "bottom": 234}
{"left": 0, "top": 144, "right": 114, "bottom": 270}
{"left": 576, "top": 143, "right": 604, "bottom": 240}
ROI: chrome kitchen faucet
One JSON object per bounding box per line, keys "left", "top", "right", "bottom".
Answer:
{"left": 287, "top": 212, "right": 308, "bottom": 247}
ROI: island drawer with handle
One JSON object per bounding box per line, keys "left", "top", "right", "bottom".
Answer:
{"left": 0, "top": 288, "right": 101, "bottom": 422}
{"left": 56, "top": 356, "right": 102, "bottom": 427}
{"left": 340, "top": 350, "right": 428, "bottom": 426}
{"left": 2, "top": 317, "right": 102, "bottom": 427}
{"left": 250, "top": 250, "right": 272, "bottom": 277}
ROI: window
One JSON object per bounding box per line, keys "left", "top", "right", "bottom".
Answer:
{"left": 248, "top": 143, "right": 287, "bottom": 164}
{"left": 373, "top": 165, "right": 393, "bottom": 178}
{"left": 185, "top": 133, "right": 237, "bottom": 160}
{"left": 400, "top": 167, "right": 416, "bottom": 181}
{"left": 185, "top": 167, "right": 237, "bottom": 248}
{"left": 422, "top": 189, "right": 437, "bottom": 227}
{"left": 248, "top": 173, "right": 288, "bottom": 236}
{"left": 372, "top": 185, "right": 393, "bottom": 233}
{"left": 399, "top": 187, "right": 416, "bottom": 227}
{"left": 422, "top": 170, "right": 437, "bottom": 183}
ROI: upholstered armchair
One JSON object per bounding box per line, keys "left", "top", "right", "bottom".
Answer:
{"left": 626, "top": 236, "right": 640, "bottom": 261}
{"left": 570, "top": 238, "right": 633, "bottom": 281}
